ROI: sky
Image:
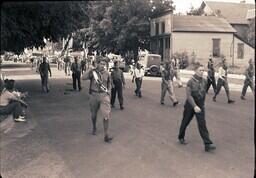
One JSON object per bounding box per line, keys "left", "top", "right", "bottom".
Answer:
{"left": 173, "top": 0, "right": 255, "bottom": 13}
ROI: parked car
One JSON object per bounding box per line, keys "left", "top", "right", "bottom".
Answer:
{"left": 138, "top": 54, "right": 162, "bottom": 76}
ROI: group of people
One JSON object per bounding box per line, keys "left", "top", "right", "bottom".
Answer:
{"left": 1, "top": 53, "right": 254, "bottom": 152}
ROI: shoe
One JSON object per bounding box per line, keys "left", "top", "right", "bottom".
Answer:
{"left": 46, "top": 89, "right": 50, "bottom": 93}
{"left": 120, "top": 106, "right": 124, "bottom": 110}
{"left": 111, "top": 105, "right": 115, "bottom": 108}
{"left": 79, "top": 88, "right": 82, "bottom": 91}
{"left": 212, "top": 96, "right": 216, "bottom": 102}
{"left": 228, "top": 99, "right": 235, "bottom": 104}
{"left": 205, "top": 144, "right": 216, "bottom": 152}
{"left": 179, "top": 138, "right": 187, "bottom": 145}
{"left": 178, "top": 85, "right": 183, "bottom": 88}
{"left": 104, "top": 135, "right": 113, "bottom": 143}
{"left": 173, "top": 101, "right": 179, "bottom": 107}
{"left": 92, "top": 128, "right": 97, "bottom": 135}
{"left": 14, "top": 116, "right": 26, "bottom": 122}
{"left": 160, "top": 102, "right": 164, "bottom": 105}
{"left": 240, "top": 96, "right": 246, "bottom": 100}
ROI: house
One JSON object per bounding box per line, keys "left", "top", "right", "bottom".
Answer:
{"left": 199, "top": 1, "right": 255, "bottom": 45}
{"left": 150, "top": 11, "right": 255, "bottom": 69}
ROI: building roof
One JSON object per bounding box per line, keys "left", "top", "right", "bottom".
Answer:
{"left": 203, "top": 1, "right": 255, "bottom": 24}
{"left": 172, "top": 15, "right": 236, "bottom": 33}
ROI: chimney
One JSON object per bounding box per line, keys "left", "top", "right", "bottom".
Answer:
{"left": 240, "top": 0, "right": 246, "bottom": 3}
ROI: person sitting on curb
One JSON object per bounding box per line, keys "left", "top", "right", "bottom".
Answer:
{"left": 0, "top": 79, "right": 28, "bottom": 122}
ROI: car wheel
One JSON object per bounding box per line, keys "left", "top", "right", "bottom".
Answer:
{"left": 149, "top": 66, "right": 159, "bottom": 76}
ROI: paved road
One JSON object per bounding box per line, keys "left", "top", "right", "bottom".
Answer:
{"left": 0, "top": 63, "right": 254, "bottom": 178}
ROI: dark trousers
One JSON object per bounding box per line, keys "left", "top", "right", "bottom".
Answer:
{"left": 41, "top": 75, "right": 49, "bottom": 92}
{"left": 0, "top": 101, "right": 23, "bottom": 119}
{"left": 178, "top": 102, "right": 212, "bottom": 145}
{"left": 72, "top": 72, "right": 81, "bottom": 90}
{"left": 206, "top": 76, "right": 217, "bottom": 93}
{"left": 111, "top": 83, "right": 123, "bottom": 107}
{"left": 242, "top": 79, "right": 254, "bottom": 97}
{"left": 214, "top": 78, "right": 230, "bottom": 100}
{"left": 135, "top": 78, "right": 142, "bottom": 97}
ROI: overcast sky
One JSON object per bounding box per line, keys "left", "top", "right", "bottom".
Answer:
{"left": 173, "top": 0, "right": 255, "bottom": 13}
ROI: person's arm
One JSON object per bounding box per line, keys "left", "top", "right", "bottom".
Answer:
{"left": 82, "top": 68, "right": 93, "bottom": 80}
{"left": 121, "top": 71, "right": 125, "bottom": 86}
{"left": 110, "top": 71, "right": 115, "bottom": 88}
{"left": 186, "top": 86, "right": 196, "bottom": 108}
{"left": 48, "top": 64, "right": 52, "bottom": 77}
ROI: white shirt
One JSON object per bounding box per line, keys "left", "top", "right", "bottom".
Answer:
{"left": 134, "top": 68, "right": 145, "bottom": 78}
{"left": 218, "top": 67, "right": 227, "bottom": 80}
{"left": 0, "top": 89, "right": 16, "bottom": 106}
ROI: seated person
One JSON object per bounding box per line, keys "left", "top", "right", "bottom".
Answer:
{"left": 0, "top": 79, "right": 28, "bottom": 122}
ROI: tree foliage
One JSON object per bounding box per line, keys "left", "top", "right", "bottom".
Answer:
{"left": 80, "top": 0, "right": 175, "bottom": 60}
{"left": 1, "top": 1, "right": 89, "bottom": 54}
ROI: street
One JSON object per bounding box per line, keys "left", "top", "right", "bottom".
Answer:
{"left": 0, "top": 63, "right": 254, "bottom": 178}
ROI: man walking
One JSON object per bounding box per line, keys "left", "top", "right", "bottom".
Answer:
{"left": 39, "top": 57, "right": 52, "bottom": 93}
{"left": 110, "top": 61, "right": 125, "bottom": 110}
{"left": 132, "top": 63, "right": 144, "bottom": 98}
{"left": 82, "top": 56, "right": 113, "bottom": 143}
{"left": 178, "top": 62, "right": 216, "bottom": 152}
{"left": 64, "top": 56, "right": 71, "bottom": 76}
{"left": 241, "top": 59, "right": 254, "bottom": 100}
{"left": 160, "top": 61, "right": 179, "bottom": 107}
{"left": 213, "top": 59, "right": 235, "bottom": 103}
{"left": 71, "top": 56, "right": 82, "bottom": 91}
{"left": 206, "top": 56, "right": 217, "bottom": 93}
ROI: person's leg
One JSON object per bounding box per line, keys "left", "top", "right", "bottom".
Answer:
{"left": 89, "top": 94, "right": 100, "bottom": 135}
{"left": 0, "top": 102, "right": 22, "bottom": 119}
{"left": 223, "top": 80, "right": 234, "bottom": 103}
{"left": 212, "top": 77, "right": 217, "bottom": 93}
{"left": 167, "top": 81, "right": 178, "bottom": 105}
{"left": 249, "top": 81, "right": 255, "bottom": 96}
{"left": 72, "top": 73, "right": 77, "bottom": 90}
{"left": 110, "top": 87, "right": 117, "bottom": 107}
{"left": 241, "top": 79, "right": 249, "bottom": 98}
{"left": 213, "top": 78, "right": 223, "bottom": 101}
{"left": 160, "top": 83, "right": 167, "bottom": 104}
{"left": 195, "top": 108, "right": 213, "bottom": 145}
{"left": 176, "top": 70, "right": 183, "bottom": 87}
{"left": 206, "top": 77, "right": 212, "bottom": 93}
{"left": 45, "top": 75, "right": 49, "bottom": 92}
{"left": 100, "top": 94, "right": 112, "bottom": 142}
{"left": 138, "top": 79, "right": 142, "bottom": 97}
{"left": 41, "top": 76, "right": 45, "bottom": 92}
{"left": 117, "top": 85, "right": 123, "bottom": 109}
{"left": 135, "top": 78, "right": 139, "bottom": 96}
{"left": 178, "top": 103, "right": 195, "bottom": 141}
{"left": 77, "top": 72, "right": 81, "bottom": 90}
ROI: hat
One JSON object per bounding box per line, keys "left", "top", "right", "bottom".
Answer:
{"left": 95, "top": 56, "right": 108, "bottom": 64}
{"left": 4, "top": 79, "right": 15, "bottom": 90}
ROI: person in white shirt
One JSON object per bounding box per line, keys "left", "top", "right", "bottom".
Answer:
{"left": 0, "top": 79, "right": 27, "bottom": 122}
{"left": 132, "top": 63, "right": 144, "bottom": 98}
{"left": 213, "top": 59, "right": 235, "bottom": 103}
{"left": 171, "top": 57, "right": 183, "bottom": 88}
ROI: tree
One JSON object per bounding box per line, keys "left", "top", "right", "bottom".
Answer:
{"left": 82, "top": 0, "right": 175, "bottom": 61}
{"left": 1, "top": 1, "right": 89, "bottom": 54}
{"left": 186, "top": 6, "right": 202, "bottom": 16}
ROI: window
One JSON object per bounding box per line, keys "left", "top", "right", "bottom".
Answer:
{"left": 161, "top": 22, "right": 165, "bottom": 34}
{"left": 237, "top": 43, "right": 244, "bottom": 59}
{"left": 165, "top": 37, "right": 170, "bottom": 49}
{"left": 212, "top": 39, "right": 220, "bottom": 57}
{"left": 156, "top": 22, "right": 159, "bottom": 35}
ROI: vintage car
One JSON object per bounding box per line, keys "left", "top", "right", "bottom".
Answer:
{"left": 138, "top": 54, "right": 162, "bottom": 76}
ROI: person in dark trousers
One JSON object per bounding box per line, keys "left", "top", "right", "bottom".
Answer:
{"left": 132, "top": 63, "right": 144, "bottom": 98}
{"left": 82, "top": 56, "right": 113, "bottom": 143}
{"left": 160, "top": 61, "right": 179, "bottom": 107}
{"left": 39, "top": 57, "right": 52, "bottom": 93}
{"left": 71, "top": 56, "right": 82, "bottom": 91}
{"left": 206, "top": 56, "right": 217, "bottom": 93}
{"left": 178, "top": 62, "right": 216, "bottom": 152}
{"left": 213, "top": 59, "right": 235, "bottom": 103}
{"left": 110, "top": 61, "right": 125, "bottom": 110}
{"left": 241, "top": 59, "right": 255, "bottom": 100}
